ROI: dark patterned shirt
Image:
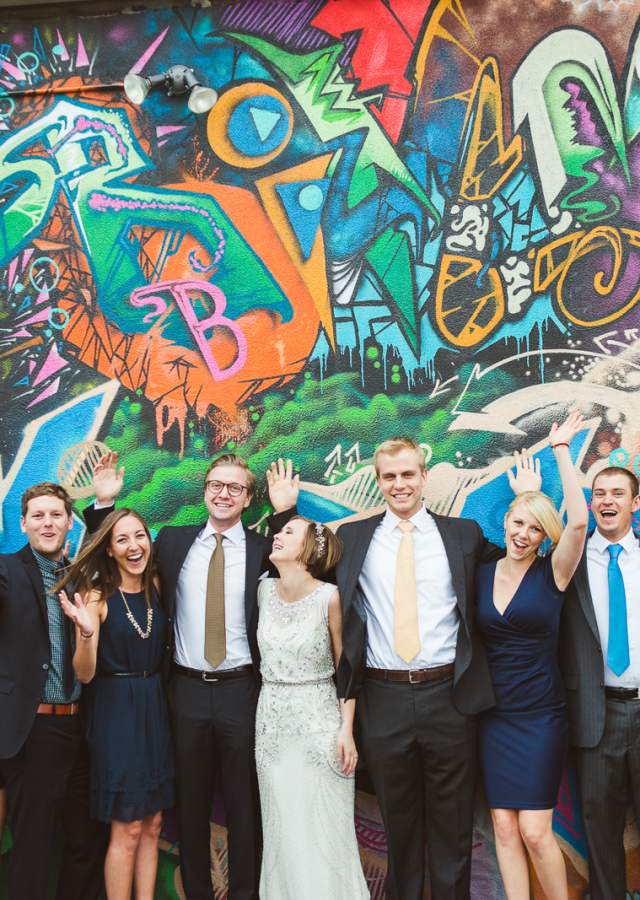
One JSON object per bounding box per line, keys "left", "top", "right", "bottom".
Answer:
{"left": 32, "top": 549, "right": 81, "bottom": 704}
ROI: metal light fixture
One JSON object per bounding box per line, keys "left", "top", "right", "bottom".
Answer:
{"left": 123, "top": 64, "right": 217, "bottom": 114}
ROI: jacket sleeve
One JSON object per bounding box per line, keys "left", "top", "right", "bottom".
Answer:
{"left": 83, "top": 503, "right": 115, "bottom": 534}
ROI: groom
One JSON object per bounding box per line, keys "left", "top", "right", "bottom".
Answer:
{"left": 334, "top": 437, "right": 536, "bottom": 900}
{"left": 86, "top": 453, "right": 298, "bottom": 900}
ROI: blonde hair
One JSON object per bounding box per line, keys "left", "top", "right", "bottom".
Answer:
{"left": 506, "top": 491, "right": 563, "bottom": 547}
{"left": 374, "top": 437, "right": 425, "bottom": 475}
{"left": 204, "top": 453, "right": 256, "bottom": 497}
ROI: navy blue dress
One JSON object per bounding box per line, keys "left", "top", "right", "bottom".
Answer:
{"left": 476, "top": 556, "right": 567, "bottom": 810}
{"left": 88, "top": 589, "right": 174, "bottom": 823}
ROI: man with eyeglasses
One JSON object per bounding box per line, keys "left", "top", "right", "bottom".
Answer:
{"left": 85, "top": 452, "right": 298, "bottom": 900}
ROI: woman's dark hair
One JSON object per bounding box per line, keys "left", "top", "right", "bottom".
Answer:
{"left": 56, "top": 508, "right": 155, "bottom": 607}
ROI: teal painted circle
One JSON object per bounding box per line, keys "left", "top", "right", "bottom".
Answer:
{"left": 0, "top": 94, "right": 15, "bottom": 119}
{"left": 29, "top": 256, "right": 60, "bottom": 293}
{"left": 48, "top": 307, "right": 70, "bottom": 330}
{"left": 608, "top": 448, "right": 629, "bottom": 467}
{"left": 227, "top": 94, "right": 290, "bottom": 158}
{"left": 17, "top": 52, "right": 40, "bottom": 74}
{"left": 298, "top": 184, "right": 324, "bottom": 211}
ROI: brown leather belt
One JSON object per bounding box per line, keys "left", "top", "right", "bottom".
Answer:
{"left": 605, "top": 686, "right": 639, "bottom": 700}
{"left": 37, "top": 702, "right": 80, "bottom": 716}
{"left": 366, "top": 662, "right": 455, "bottom": 685}
{"left": 173, "top": 663, "right": 254, "bottom": 683}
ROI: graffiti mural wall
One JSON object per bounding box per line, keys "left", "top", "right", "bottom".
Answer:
{"left": 1, "top": 0, "right": 639, "bottom": 895}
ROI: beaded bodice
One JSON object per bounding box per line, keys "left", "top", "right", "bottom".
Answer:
{"left": 258, "top": 579, "right": 336, "bottom": 685}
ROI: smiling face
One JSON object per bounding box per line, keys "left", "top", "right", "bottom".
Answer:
{"left": 21, "top": 495, "right": 73, "bottom": 559}
{"left": 270, "top": 517, "right": 309, "bottom": 567}
{"left": 204, "top": 463, "right": 252, "bottom": 529}
{"left": 504, "top": 503, "right": 546, "bottom": 561}
{"left": 376, "top": 448, "right": 427, "bottom": 519}
{"left": 591, "top": 472, "right": 640, "bottom": 542}
{"left": 108, "top": 514, "right": 152, "bottom": 582}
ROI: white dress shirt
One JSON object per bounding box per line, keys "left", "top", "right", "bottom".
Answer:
{"left": 587, "top": 528, "right": 640, "bottom": 688}
{"left": 174, "top": 519, "right": 252, "bottom": 671}
{"left": 358, "top": 507, "right": 459, "bottom": 669}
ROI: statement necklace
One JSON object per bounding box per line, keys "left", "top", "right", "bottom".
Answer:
{"left": 119, "top": 589, "right": 153, "bottom": 639}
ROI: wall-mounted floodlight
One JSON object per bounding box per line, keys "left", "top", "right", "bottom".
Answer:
{"left": 123, "top": 64, "right": 217, "bottom": 114}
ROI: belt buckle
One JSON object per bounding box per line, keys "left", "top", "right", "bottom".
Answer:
{"left": 202, "top": 671, "right": 219, "bottom": 683}
{"left": 408, "top": 669, "right": 420, "bottom": 684}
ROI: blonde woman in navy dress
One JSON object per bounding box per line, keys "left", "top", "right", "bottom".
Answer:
{"left": 57, "top": 508, "right": 173, "bottom": 900}
{"left": 476, "top": 412, "right": 588, "bottom": 900}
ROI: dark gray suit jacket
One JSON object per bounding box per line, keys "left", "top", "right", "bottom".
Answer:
{"left": 0, "top": 546, "right": 66, "bottom": 759}
{"left": 335, "top": 509, "right": 502, "bottom": 713}
{"left": 561, "top": 533, "right": 639, "bottom": 749}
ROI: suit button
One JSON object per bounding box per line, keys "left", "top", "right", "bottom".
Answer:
{"left": 599, "top": 681, "right": 604, "bottom": 687}
{"left": 42, "top": 663, "right": 49, "bottom": 670}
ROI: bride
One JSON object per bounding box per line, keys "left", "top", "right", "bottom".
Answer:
{"left": 256, "top": 515, "right": 370, "bottom": 899}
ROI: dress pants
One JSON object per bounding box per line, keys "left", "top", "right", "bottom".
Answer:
{"left": 575, "top": 697, "right": 640, "bottom": 900}
{"left": 172, "top": 671, "right": 261, "bottom": 900}
{"left": 358, "top": 675, "right": 476, "bottom": 900}
{"left": 2, "top": 713, "right": 107, "bottom": 900}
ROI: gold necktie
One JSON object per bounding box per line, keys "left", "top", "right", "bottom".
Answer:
{"left": 204, "top": 533, "right": 226, "bottom": 667}
{"left": 394, "top": 520, "right": 421, "bottom": 663}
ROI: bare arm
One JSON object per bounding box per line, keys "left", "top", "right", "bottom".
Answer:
{"left": 549, "top": 412, "right": 589, "bottom": 590}
{"left": 59, "top": 589, "right": 104, "bottom": 684}
{"left": 328, "top": 589, "right": 358, "bottom": 776}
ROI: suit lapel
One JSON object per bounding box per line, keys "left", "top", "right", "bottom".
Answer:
{"left": 340, "top": 514, "right": 384, "bottom": 612}
{"left": 18, "top": 545, "right": 53, "bottom": 635}
{"left": 573, "top": 550, "right": 601, "bottom": 646}
{"left": 243, "top": 528, "right": 264, "bottom": 625}
{"left": 430, "top": 513, "right": 467, "bottom": 621}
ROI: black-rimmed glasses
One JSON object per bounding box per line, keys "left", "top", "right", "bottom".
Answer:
{"left": 205, "top": 480, "right": 248, "bottom": 497}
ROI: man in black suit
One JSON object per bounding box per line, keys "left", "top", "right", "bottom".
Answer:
{"left": 85, "top": 453, "right": 297, "bottom": 900}
{"left": 0, "top": 482, "right": 106, "bottom": 900}
{"left": 561, "top": 465, "right": 640, "bottom": 899}
{"left": 335, "top": 437, "right": 536, "bottom": 900}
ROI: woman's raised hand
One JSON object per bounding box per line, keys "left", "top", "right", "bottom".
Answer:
{"left": 549, "top": 410, "right": 585, "bottom": 448}
{"left": 508, "top": 448, "right": 542, "bottom": 494}
{"left": 59, "top": 589, "right": 93, "bottom": 636}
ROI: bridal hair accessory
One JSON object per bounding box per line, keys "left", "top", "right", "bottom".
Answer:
{"left": 314, "top": 522, "right": 326, "bottom": 555}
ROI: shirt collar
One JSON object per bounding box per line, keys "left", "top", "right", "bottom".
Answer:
{"left": 31, "top": 547, "right": 64, "bottom": 577}
{"left": 382, "top": 505, "right": 432, "bottom": 534}
{"left": 201, "top": 518, "right": 246, "bottom": 546}
{"left": 589, "top": 527, "right": 637, "bottom": 556}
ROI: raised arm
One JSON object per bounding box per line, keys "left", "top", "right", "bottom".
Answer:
{"left": 328, "top": 589, "right": 358, "bottom": 776}
{"left": 266, "top": 457, "right": 299, "bottom": 513}
{"left": 59, "top": 588, "right": 104, "bottom": 683}
{"left": 549, "top": 412, "right": 589, "bottom": 590}
{"left": 84, "top": 451, "right": 125, "bottom": 533}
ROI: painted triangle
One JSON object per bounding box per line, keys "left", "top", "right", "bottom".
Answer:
{"left": 249, "top": 107, "right": 281, "bottom": 142}
{"left": 275, "top": 180, "right": 329, "bottom": 260}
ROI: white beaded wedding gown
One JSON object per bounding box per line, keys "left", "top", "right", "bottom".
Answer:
{"left": 255, "top": 578, "right": 370, "bottom": 900}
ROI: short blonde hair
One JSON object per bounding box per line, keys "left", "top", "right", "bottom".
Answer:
{"left": 374, "top": 437, "right": 425, "bottom": 475}
{"left": 292, "top": 516, "right": 343, "bottom": 577}
{"left": 204, "top": 453, "right": 256, "bottom": 497}
{"left": 507, "top": 491, "right": 563, "bottom": 547}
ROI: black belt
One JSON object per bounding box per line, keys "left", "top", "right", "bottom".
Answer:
{"left": 366, "top": 662, "right": 455, "bottom": 685}
{"left": 99, "top": 670, "right": 159, "bottom": 678}
{"left": 605, "top": 686, "right": 639, "bottom": 700}
{"left": 173, "top": 662, "right": 253, "bottom": 682}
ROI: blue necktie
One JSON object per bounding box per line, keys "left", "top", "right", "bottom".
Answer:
{"left": 607, "top": 544, "right": 630, "bottom": 677}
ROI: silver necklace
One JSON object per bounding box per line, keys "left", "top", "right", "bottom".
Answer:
{"left": 119, "top": 589, "right": 153, "bottom": 639}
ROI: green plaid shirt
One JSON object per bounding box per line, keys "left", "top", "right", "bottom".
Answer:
{"left": 32, "top": 549, "right": 81, "bottom": 704}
